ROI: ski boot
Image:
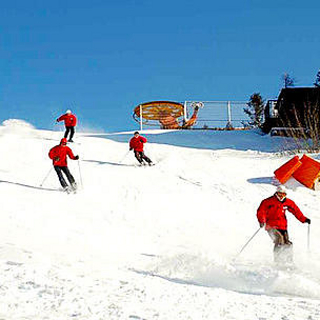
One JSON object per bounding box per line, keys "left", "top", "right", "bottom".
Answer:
{"left": 63, "top": 186, "right": 72, "bottom": 194}
{"left": 71, "top": 182, "right": 77, "bottom": 192}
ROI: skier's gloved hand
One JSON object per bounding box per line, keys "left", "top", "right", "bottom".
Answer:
{"left": 259, "top": 222, "right": 265, "bottom": 228}
{"left": 305, "top": 218, "right": 311, "bottom": 224}
{"left": 74, "top": 155, "right": 79, "bottom": 160}
{"left": 54, "top": 157, "right": 60, "bottom": 162}
{"left": 129, "top": 148, "right": 133, "bottom": 151}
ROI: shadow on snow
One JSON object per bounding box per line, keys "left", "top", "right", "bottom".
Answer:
{"left": 247, "top": 177, "right": 276, "bottom": 185}
{"left": 82, "top": 159, "right": 135, "bottom": 166}
{"left": 0, "top": 180, "right": 59, "bottom": 192}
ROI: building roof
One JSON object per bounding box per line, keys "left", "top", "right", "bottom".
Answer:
{"left": 277, "top": 87, "right": 320, "bottom": 107}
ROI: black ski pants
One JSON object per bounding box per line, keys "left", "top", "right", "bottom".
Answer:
{"left": 54, "top": 166, "right": 75, "bottom": 188}
{"left": 134, "top": 150, "right": 152, "bottom": 164}
{"left": 64, "top": 126, "right": 75, "bottom": 141}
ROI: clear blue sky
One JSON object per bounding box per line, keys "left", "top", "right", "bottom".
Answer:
{"left": 1, "top": 0, "right": 319, "bottom": 132}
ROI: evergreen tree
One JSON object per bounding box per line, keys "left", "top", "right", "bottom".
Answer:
{"left": 314, "top": 70, "right": 320, "bottom": 87}
{"left": 282, "top": 73, "right": 295, "bottom": 88}
{"left": 244, "top": 93, "right": 265, "bottom": 128}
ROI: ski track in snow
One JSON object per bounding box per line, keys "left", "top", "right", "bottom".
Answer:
{"left": 0, "top": 120, "right": 320, "bottom": 319}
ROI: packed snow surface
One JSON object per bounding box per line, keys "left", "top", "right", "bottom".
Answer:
{"left": 1, "top": 120, "right": 320, "bottom": 320}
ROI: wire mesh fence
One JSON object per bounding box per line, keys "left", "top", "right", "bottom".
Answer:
{"left": 135, "top": 100, "right": 250, "bottom": 130}
{"left": 184, "top": 101, "right": 250, "bottom": 129}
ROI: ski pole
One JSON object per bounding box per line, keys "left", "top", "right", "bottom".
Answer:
{"left": 40, "top": 167, "right": 53, "bottom": 187}
{"left": 78, "top": 160, "right": 83, "bottom": 189}
{"left": 307, "top": 224, "right": 310, "bottom": 252}
{"left": 235, "top": 227, "right": 262, "bottom": 259}
{"left": 119, "top": 150, "right": 130, "bottom": 164}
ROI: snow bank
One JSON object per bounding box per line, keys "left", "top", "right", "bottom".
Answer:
{"left": 2, "top": 118, "right": 35, "bottom": 130}
{"left": 0, "top": 119, "right": 38, "bottom": 138}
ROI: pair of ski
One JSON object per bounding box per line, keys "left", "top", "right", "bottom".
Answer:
{"left": 63, "top": 183, "right": 78, "bottom": 194}
{"left": 135, "top": 162, "right": 155, "bottom": 167}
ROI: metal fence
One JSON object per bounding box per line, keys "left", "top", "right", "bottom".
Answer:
{"left": 136, "top": 100, "right": 250, "bottom": 130}
{"left": 184, "top": 101, "right": 250, "bottom": 129}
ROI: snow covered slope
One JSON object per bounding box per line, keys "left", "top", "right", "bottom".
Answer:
{"left": 1, "top": 120, "right": 320, "bottom": 320}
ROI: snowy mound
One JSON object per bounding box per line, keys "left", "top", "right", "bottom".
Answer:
{"left": 2, "top": 118, "right": 35, "bottom": 130}
{"left": 0, "top": 126, "right": 320, "bottom": 319}
{"left": 0, "top": 119, "right": 38, "bottom": 137}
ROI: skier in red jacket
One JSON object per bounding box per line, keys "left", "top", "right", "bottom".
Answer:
{"left": 56, "top": 110, "right": 77, "bottom": 142}
{"left": 257, "top": 185, "right": 311, "bottom": 263}
{"left": 49, "top": 138, "right": 79, "bottom": 192}
{"left": 129, "top": 131, "right": 153, "bottom": 165}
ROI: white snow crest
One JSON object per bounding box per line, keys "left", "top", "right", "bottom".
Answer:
{"left": 0, "top": 119, "right": 37, "bottom": 137}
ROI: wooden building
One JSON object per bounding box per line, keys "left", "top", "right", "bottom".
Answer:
{"left": 263, "top": 87, "right": 320, "bottom": 134}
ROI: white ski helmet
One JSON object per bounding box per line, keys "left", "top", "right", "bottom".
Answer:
{"left": 66, "top": 109, "right": 72, "bottom": 114}
{"left": 276, "top": 185, "right": 287, "bottom": 194}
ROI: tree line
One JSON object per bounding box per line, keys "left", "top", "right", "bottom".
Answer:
{"left": 244, "top": 70, "right": 320, "bottom": 129}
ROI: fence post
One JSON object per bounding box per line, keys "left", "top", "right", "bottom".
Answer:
{"left": 183, "top": 101, "right": 188, "bottom": 122}
{"left": 140, "top": 104, "right": 143, "bottom": 131}
{"left": 226, "top": 101, "right": 232, "bottom": 128}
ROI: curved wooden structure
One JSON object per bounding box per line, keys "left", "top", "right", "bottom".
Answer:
{"left": 182, "top": 105, "right": 200, "bottom": 129}
{"left": 133, "top": 101, "right": 184, "bottom": 121}
{"left": 133, "top": 101, "right": 202, "bottom": 129}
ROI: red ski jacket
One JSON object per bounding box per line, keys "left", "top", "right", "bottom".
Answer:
{"left": 257, "top": 195, "right": 307, "bottom": 230}
{"left": 48, "top": 145, "right": 77, "bottom": 167}
{"left": 129, "top": 136, "right": 147, "bottom": 152}
{"left": 57, "top": 113, "right": 77, "bottom": 127}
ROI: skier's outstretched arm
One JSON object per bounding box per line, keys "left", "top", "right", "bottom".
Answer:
{"left": 287, "top": 200, "right": 310, "bottom": 224}
{"left": 67, "top": 148, "right": 79, "bottom": 160}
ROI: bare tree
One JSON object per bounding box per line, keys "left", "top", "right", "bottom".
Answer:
{"left": 314, "top": 70, "right": 320, "bottom": 87}
{"left": 282, "top": 73, "right": 296, "bottom": 88}
{"left": 278, "top": 101, "right": 320, "bottom": 153}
